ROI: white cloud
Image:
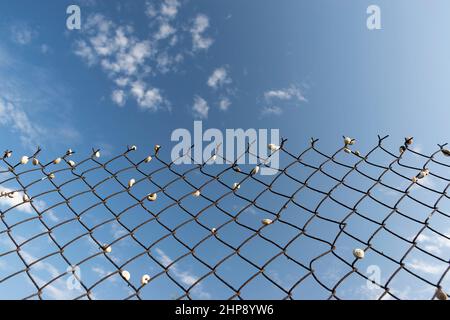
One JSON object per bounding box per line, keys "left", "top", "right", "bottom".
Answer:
{"left": 191, "top": 14, "right": 213, "bottom": 51}
{"left": 111, "top": 223, "right": 127, "bottom": 239}
{"left": 0, "top": 185, "right": 47, "bottom": 215}
{"left": 156, "top": 52, "right": 183, "bottom": 73}
{"left": 39, "top": 279, "right": 83, "bottom": 300}
{"left": 264, "top": 85, "right": 307, "bottom": 102}
{"left": 149, "top": 3, "right": 181, "bottom": 46}
{"left": 21, "top": 250, "right": 85, "bottom": 300}
{"left": 145, "top": 3, "right": 158, "bottom": 18}
{"left": 92, "top": 266, "right": 118, "bottom": 283}
{"left": 219, "top": 98, "right": 231, "bottom": 111}
{"left": 408, "top": 231, "right": 450, "bottom": 278}
{"left": 154, "top": 23, "right": 176, "bottom": 40}
{"left": 261, "top": 85, "right": 307, "bottom": 117}
{"left": 146, "top": 0, "right": 180, "bottom": 20}
{"left": 409, "top": 259, "right": 446, "bottom": 275}
{"left": 130, "top": 81, "right": 146, "bottom": 100}
{"left": 74, "top": 4, "right": 215, "bottom": 113}
{"left": 190, "top": 15, "right": 209, "bottom": 37}
{"left": 21, "top": 251, "right": 59, "bottom": 277}
{"left": 0, "top": 98, "right": 44, "bottom": 148}
{"left": 0, "top": 234, "right": 27, "bottom": 252}
{"left": 92, "top": 266, "right": 108, "bottom": 277}
{"left": 261, "top": 105, "right": 283, "bottom": 116}
{"left": 192, "top": 96, "right": 209, "bottom": 119}
{"left": 130, "top": 81, "right": 166, "bottom": 111}
{"left": 11, "top": 24, "right": 36, "bottom": 45}
{"left": 338, "top": 284, "right": 383, "bottom": 300}
{"left": 45, "top": 210, "right": 60, "bottom": 223}
{"left": 388, "top": 285, "right": 436, "bottom": 300}
{"left": 114, "top": 77, "right": 130, "bottom": 87}
{"left": 99, "top": 39, "right": 152, "bottom": 76}
{"left": 207, "top": 67, "right": 233, "bottom": 113}
{"left": 161, "top": 0, "right": 180, "bottom": 19}
{"left": 155, "top": 248, "right": 210, "bottom": 299}
{"left": 417, "top": 231, "right": 450, "bottom": 255}
{"left": 156, "top": 248, "right": 173, "bottom": 266}
{"left": 111, "top": 89, "right": 126, "bottom": 107}
{"left": 73, "top": 40, "right": 97, "bottom": 66}
{"left": 139, "top": 88, "right": 164, "bottom": 111}
{"left": 74, "top": 14, "right": 174, "bottom": 112}
{"left": 207, "top": 67, "right": 231, "bottom": 89}
{"left": 0, "top": 44, "right": 82, "bottom": 150}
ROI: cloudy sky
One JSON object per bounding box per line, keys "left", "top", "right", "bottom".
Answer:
{"left": 0, "top": 0, "right": 450, "bottom": 300}
{"left": 2, "top": 0, "right": 450, "bottom": 154}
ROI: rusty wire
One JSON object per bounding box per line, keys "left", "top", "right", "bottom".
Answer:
{"left": 0, "top": 136, "right": 449, "bottom": 300}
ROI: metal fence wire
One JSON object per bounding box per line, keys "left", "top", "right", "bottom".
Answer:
{"left": 0, "top": 135, "right": 449, "bottom": 300}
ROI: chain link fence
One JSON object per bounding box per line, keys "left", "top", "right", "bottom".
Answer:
{"left": 0, "top": 136, "right": 449, "bottom": 300}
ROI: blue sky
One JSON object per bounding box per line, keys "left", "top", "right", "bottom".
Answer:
{"left": 3, "top": 0, "right": 450, "bottom": 153}
{"left": 1, "top": 0, "right": 450, "bottom": 300}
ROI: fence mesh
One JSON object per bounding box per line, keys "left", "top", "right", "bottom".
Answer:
{"left": 0, "top": 135, "right": 449, "bottom": 300}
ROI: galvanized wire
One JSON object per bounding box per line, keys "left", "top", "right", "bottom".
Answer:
{"left": 0, "top": 136, "right": 449, "bottom": 300}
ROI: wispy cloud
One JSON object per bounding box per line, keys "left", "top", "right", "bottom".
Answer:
{"left": 74, "top": 13, "right": 169, "bottom": 111}
{"left": 21, "top": 250, "right": 85, "bottom": 300}
{"left": 10, "top": 23, "right": 37, "bottom": 45}
{"left": 261, "top": 84, "right": 307, "bottom": 116}
{"left": 207, "top": 67, "right": 233, "bottom": 112}
{"left": 190, "top": 14, "right": 213, "bottom": 51}
{"left": 264, "top": 86, "right": 306, "bottom": 102}
{"left": 92, "top": 266, "right": 118, "bottom": 284}
{"left": 154, "top": 23, "right": 176, "bottom": 41}
{"left": 417, "top": 231, "right": 450, "bottom": 255}
{"left": 0, "top": 45, "right": 82, "bottom": 150}
{"left": 261, "top": 105, "right": 283, "bottom": 116}
{"left": 21, "top": 251, "right": 60, "bottom": 277}
{"left": 0, "top": 184, "right": 47, "bottom": 215}
{"left": 207, "top": 67, "right": 231, "bottom": 89}
{"left": 219, "top": 97, "right": 231, "bottom": 111}
{"left": 111, "top": 89, "right": 126, "bottom": 107}
{"left": 409, "top": 259, "right": 446, "bottom": 275}
{"left": 0, "top": 96, "right": 81, "bottom": 150}
{"left": 111, "top": 223, "right": 127, "bottom": 239}
{"left": 192, "top": 95, "right": 209, "bottom": 119}
{"left": 0, "top": 98, "right": 45, "bottom": 148}
{"left": 156, "top": 52, "right": 183, "bottom": 73}
{"left": 160, "top": 0, "right": 180, "bottom": 19}
{"left": 388, "top": 285, "right": 435, "bottom": 300}
{"left": 146, "top": 0, "right": 180, "bottom": 20}
{"left": 155, "top": 248, "right": 211, "bottom": 299}
{"left": 74, "top": 3, "right": 213, "bottom": 111}
{"left": 130, "top": 81, "right": 166, "bottom": 111}
{"left": 339, "top": 284, "right": 383, "bottom": 300}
